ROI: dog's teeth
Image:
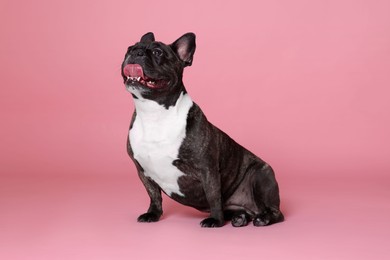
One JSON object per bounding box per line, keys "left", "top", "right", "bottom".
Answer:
{"left": 137, "top": 77, "right": 140, "bottom": 81}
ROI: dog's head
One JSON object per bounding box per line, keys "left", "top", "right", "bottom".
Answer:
{"left": 121, "top": 32, "right": 196, "bottom": 106}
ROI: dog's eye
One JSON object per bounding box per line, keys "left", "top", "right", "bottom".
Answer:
{"left": 152, "top": 48, "right": 163, "bottom": 57}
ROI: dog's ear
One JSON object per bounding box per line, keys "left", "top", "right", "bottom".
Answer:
{"left": 171, "top": 33, "right": 196, "bottom": 67}
{"left": 140, "top": 32, "right": 155, "bottom": 43}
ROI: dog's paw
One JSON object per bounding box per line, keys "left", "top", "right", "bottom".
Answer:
{"left": 253, "top": 215, "right": 270, "bottom": 226}
{"left": 137, "top": 212, "right": 161, "bottom": 223}
{"left": 253, "top": 209, "right": 284, "bottom": 226}
{"left": 200, "top": 217, "right": 224, "bottom": 228}
{"left": 231, "top": 213, "right": 250, "bottom": 227}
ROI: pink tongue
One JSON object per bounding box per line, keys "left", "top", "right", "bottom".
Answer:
{"left": 123, "top": 64, "right": 144, "bottom": 78}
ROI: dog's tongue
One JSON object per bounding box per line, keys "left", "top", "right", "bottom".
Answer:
{"left": 123, "top": 64, "right": 144, "bottom": 78}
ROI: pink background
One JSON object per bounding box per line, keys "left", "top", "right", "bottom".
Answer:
{"left": 1, "top": 0, "right": 389, "bottom": 259}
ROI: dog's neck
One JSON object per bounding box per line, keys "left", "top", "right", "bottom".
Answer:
{"left": 132, "top": 81, "right": 188, "bottom": 109}
{"left": 133, "top": 90, "right": 192, "bottom": 115}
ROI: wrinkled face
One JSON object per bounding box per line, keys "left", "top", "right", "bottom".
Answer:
{"left": 121, "top": 33, "right": 196, "bottom": 100}
{"left": 122, "top": 41, "right": 181, "bottom": 90}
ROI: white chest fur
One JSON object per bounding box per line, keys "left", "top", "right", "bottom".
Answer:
{"left": 129, "top": 93, "right": 193, "bottom": 197}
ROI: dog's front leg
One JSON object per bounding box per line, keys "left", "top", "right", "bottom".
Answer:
{"left": 200, "top": 169, "right": 224, "bottom": 228}
{"left": 137, "top": 170, "right": 163, "bottom": 223}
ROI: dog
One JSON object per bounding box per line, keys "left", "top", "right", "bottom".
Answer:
{"left": 121, "top": 32, "right": 284, "bottom": 227}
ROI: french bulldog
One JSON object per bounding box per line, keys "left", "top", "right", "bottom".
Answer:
{"left": 121, "top": 32, "right": 284, "bottom": 227}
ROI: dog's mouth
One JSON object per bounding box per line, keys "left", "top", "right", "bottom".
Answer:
{"left": 123, "top": 64, "right": 168, "bottom": 89}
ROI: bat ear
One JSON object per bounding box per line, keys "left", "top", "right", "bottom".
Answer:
{"left": 170, "top": 33, "right": 196, "bottom": 66}
{"left": 140, "top": 32, "right": 155, "bottom": 43}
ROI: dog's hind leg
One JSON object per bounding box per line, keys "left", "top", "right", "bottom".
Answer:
{"left": 252, "top": 163, "right": 284, "bottom": 226}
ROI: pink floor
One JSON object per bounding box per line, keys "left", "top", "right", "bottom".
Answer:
{"left": 1, "top": 171, "right": 389, "bottom": 260}
{"left": 1, "top": 0, "right": 390, "bottom": 259}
